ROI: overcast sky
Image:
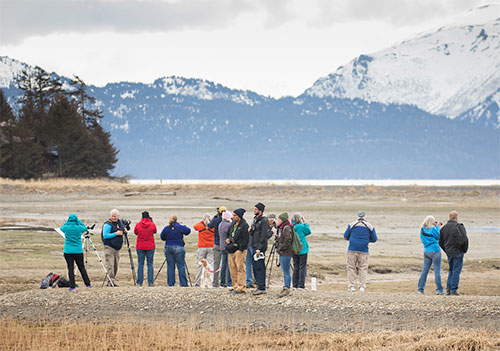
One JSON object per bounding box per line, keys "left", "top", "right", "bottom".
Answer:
{"left": 0, "top": 0, "right": 496, "bottom": 97}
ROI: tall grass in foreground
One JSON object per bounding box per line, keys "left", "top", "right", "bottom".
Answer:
{"left": 1, "top": 320, "right": 499, "bottom": 351}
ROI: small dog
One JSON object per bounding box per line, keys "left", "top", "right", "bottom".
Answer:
{"left": 198, "top": 259, "right": 214, "bottom": 288}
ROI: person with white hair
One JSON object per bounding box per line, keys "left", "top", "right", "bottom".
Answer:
{"left": 102, "top": 208, "right": 127, "bottom": 286}
{"left": 417, "top": 215, "right": 444, "bottom": 295}
{"left": 193, "top": 213, "right": 215, "bottom": 287}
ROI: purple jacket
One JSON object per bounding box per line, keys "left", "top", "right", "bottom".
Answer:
{"left": 218, "top": 220, "right": 233, "bottom": 251}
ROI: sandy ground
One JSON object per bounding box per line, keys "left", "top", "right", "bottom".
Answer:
{"left": 0, "top": 183, "right": 499, "bottom": 332}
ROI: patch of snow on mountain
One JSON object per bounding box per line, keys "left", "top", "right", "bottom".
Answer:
{"left": 0, "top": 57, "right": 29, "bottom": 88}
{"left": 305, "top": 5, "right": 500, "bottom": 118}
{"left": 120, "top": 89, "right": 138, "bottom": 99}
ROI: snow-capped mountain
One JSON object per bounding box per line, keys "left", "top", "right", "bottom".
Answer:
{"left": 0, "top": 5, "right": 499, "bottom": 179}
{"left": 304, "top": 4, "right": 500, "bottom": 123}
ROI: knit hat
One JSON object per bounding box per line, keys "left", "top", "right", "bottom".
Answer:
{"left": 357, "top": 211, "right": 365, "bottom": 218}
{"left": 255, "top": 202, "right": 265, "bottom": 212}
{"left": 218, "top": 206, "right": 227, "bottom": 214}
{"left": 142, "top": 211, "right": 151, "bottom": 219}
{"left": 222, "top": 210, "right": 232, "bottom": 221}
{"left": 278, "top": 212, "right": 289, "bottom": 222}
{"left": 233, "top": 208, "right": 246, "bottom": 219}
{"left": 268, "top": 214, "right": 276, "bottom": 220}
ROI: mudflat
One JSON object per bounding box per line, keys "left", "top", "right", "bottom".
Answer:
{"left": 0, "top": 180, "right": 499, "bottom": 338}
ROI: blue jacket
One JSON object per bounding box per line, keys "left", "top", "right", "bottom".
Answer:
{"left": 292, "top": 222, "right": 312, "bottom": 255}
{"left": 344, "top": 219, "right": 377, "bottom": 253}
{"left": 160, "top": 222, "right": 191, "bottom": 247}
{"left": 208, "top": 216, "right": 222, "bottom": 246}
{"left": 61, "top": 214, "right": 87, "bottom": 254}
{"left": 420, "top": 225, "right": 441, "bottom": 252}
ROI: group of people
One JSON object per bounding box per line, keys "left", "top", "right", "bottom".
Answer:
{"left": 60, "top": 205, "right": 469, "bottom": 296}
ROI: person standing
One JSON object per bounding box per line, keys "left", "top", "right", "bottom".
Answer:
{"left": 226, "top": 208, "right": 249, "bottom": 294}
{"left": 193, "top": 214, "right": 215, "bottom": 287}
{"left": 439, "top": 211, "right": 469, "bottom": 296}
{"left": 417, "top": 215, "right": 444, "bottom": 295}
{"left": 160, "top": 215, "right": 191, "bottom": 287}
{"left": 249, "top": 202, "right": 269, "bottom": 295}
{"left": 291, "top": 213, "right": 311, "bottom": 290}
{"left": 343, "top": 211, "right": 377, "bottom": 292}
{"left": 133, "top": 211, "right": 157, "bottom": 287}
{"left": 102, "top": 209, "right": 126, "bottom": 286}
{"left": 208, "top": 206, "right": 225, "bottom": 287}
{"left": 61, "top": 213, "right": 91, "bottom": 291}
{"left": 277, "top": 212, "right": 293, "bottom": 297}
{"left": 218, "top": 210, "right": 233, "bottom": 288}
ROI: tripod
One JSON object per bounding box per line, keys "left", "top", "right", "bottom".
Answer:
{"left": 123, "top": 231, "right": 137, "bottom": 285}
{"left": 82, "top": 225, "right": 115, "bottom": 287}
{"left": 154, "top": 256, "right": 192, "bottom": 287}
{"left": 265, "top": 237, "right": 279, "bottom": 289}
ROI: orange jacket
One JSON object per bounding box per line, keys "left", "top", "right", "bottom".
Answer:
{"left": 194, "top": 221, "right": 215, "bottom": 248}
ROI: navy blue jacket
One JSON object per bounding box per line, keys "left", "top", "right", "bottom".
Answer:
{"left": 160, "top": 222, "right": 191, "bottom": 247}
{"left": 208, "top": 216, "right": 222, "bottom": 246}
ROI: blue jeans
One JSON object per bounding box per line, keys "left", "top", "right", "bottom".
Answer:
{"left": 220, "top": 249, "right": 232, "bottom": 287}
{"left": 417, "top": 251, "right": 443, "bottom": 293}
{"left": 136, "top": 249, "right": 155, "bottom": 286}
{"left": 245, "top": 246, "right": 256, "bottom": 286}
{"left": 279, "top": 255, "right": 292, "bottom": 289}
{"left": 447, "top": 253, "right": 464, "bottom": 293}
{"left": 164, "top": 245, "right": 188, "bottom": 287}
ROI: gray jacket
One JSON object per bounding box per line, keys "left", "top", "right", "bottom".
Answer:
{"left": 218, "top": 220, "right": 232, "bottom": 251}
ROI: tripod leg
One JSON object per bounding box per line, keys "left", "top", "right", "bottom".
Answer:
{"left": 87, "top": 237, "right": 114, "bottom": 287}
{"left": 124, "top": 233, "right": 137, "bottom": 285}
{"left": 154, "top": 258, "right": 166, "bottom": 283}
{"left": 185, "top": 260, "right": 192, "bottom": 287}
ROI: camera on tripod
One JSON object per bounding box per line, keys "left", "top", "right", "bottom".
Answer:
{"left": 122, "top": 219, "right": 131, "bottom": 231}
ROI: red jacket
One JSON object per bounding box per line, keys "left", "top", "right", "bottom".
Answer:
{"left": 193, "top": 221, "right": 215, "bottom": 248}
{"left": 134, "top": 218, "right": 157, "bottom": 250}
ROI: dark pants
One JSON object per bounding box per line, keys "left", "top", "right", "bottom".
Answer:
{"left": 252, "top": 252, "right": 266, "bottom": 291}
{"left": 447, "top": 253, "right": 464, "bottom": 293}
{"left": 220, "top": 249, "right": 232, "bottom": 287}
{"left": 293, "top": 253, "right": 308, "bottom": 288}
{"left": 64, "top": 253, "right": 91, "bottom": 289}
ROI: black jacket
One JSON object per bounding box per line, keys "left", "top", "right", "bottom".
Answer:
{"left": 250, "top": 215, "right": 269, "bottom": 252}
{"left": 228, "top": 218, "right": 250, "bottom": 251}
{"left": 439, "top": 220, "right": 469, "bottom": 256}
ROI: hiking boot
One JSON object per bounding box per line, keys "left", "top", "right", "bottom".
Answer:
{"left": 278, "top": 288, "right": 290, "bottom": 297}
{"left": 68, "top": 288, "right": 76, "bottom": 292}
{"left": 450, "top": 291, "right": 460, "bottom": 296}
{"left": 245, "top": 284, "right": 256, "bottom": 289}
{"left": 253, "top": 289, "right": 266, "bottom": 296}
{"left": 417, "top": 290, "right": 424, "bottom": 294}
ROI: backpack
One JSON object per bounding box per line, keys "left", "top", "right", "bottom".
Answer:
{"left": 39, "top": 272, "right": 61, "bottom": 289}
{"left": 57, "top": 277, "right": 71, "bottom": 288}
{"left": 291, "top": 228, "right": 303, "bottom": 255}
{"left": 454, "top": 223, "right": 468, "bottom": 253}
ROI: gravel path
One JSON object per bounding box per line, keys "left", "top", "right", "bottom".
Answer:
{"left": 1, "top": 287, "right": 498, "bottom": 332}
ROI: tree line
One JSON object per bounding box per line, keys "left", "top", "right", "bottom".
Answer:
{"left": 0, "top": 67, "right": 118, "bottom": 179}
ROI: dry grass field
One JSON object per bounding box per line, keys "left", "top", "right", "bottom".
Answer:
{"left": 1, "top": 178, "right": 499, "bottom": 350}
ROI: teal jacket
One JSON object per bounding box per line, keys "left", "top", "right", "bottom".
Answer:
{"left": 61, "top": 214, "right": 87, "bottom": 254}
{"left": 292, "top": 222, "right": 312, "bottom": 255}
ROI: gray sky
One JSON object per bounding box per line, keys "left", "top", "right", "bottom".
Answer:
{"left": 0, "top": 0, "right": 496, "bottom": 96}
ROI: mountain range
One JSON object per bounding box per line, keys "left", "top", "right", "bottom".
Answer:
{"left": 1, "top": 5, "right": 499, "bottom": 179}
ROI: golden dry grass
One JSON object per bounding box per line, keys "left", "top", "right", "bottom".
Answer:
{"left": 1, "top": 319, "right": 499, "bottom": 351}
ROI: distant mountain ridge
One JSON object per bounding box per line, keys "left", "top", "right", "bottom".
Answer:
{"left": 304, "top": 4, "right": 500, "bottom": 123}
{"left": 0, "top": 5, "right": 499, "bottom": 179}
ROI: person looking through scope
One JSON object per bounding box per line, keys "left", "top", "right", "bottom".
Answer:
{"left": 102, "top": 209, "right": 126, "bottom": 287}
{"left": 61, "top": 213, "right": 92, "bottom": 291}
{"left": 160, "top": 215, "right": 191, "bottom": 287}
